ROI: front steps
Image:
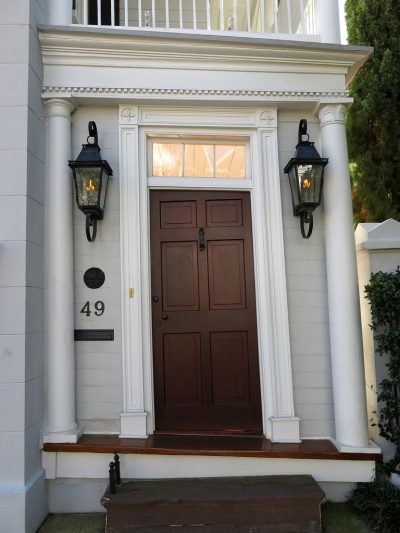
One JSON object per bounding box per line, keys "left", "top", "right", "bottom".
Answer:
{"left": 101, "top": 475, "right": 325, "bottom": 532}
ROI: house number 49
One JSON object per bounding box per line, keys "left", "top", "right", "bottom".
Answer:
{"left": 80, "top": 301, "right": 105, "bottom": 317}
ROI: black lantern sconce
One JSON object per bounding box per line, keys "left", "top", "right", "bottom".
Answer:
{"left": 284, "top": 119, "right": 328, "bottom": 239}
{"left": 68, "top": 121, "right": 113, "bottom": 242}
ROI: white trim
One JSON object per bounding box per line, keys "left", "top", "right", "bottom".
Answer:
{"left": 330, "top": 438, "right": 381, "bottom": 455}
{"left": 147, "top": 177, "right": 253, "bottom": 189}
{"left": 119, "top": 106, "right": 149, "bottom": 438}
{"left": 119, "top": 105, "right": 298, "bottom": 441}
{"left": 252, "top": 126, "right": 299, "bottom": 441}
{"left": 42, "top": 85, "right": 352, "bottom": 103}
{"left": 43, "top": 425, "right": 84, "bottom": 445}
{"left": 42, "top": 451, "right": 376, "bottom": 484}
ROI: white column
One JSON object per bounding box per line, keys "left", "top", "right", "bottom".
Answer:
{"left": 314, "top": 0, "right": 341, "bottom": 44}
{"left": 49, "top": 0, "right": 73, "bottom": 25}
{"left": 318, "top": 103, "right": 369, "bottom": 449}
{"left": 43, "top": 99, "right": 80, "bottom": 443}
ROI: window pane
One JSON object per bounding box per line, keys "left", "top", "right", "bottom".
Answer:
{"left": 215, "top": 145, "right": 245, "bottom": 178}
{"left": 151, "top": 141, "right": 247, "bottom": 179}
{"left": 153, "top": 143, "right": 183, "bottom": 176}
{"left": 184, "top": 144, "right": 214, "bottom": 177}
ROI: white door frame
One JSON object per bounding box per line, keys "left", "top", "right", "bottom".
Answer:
{"left": 118, "top": 105, "right": 300, "bottom": 442}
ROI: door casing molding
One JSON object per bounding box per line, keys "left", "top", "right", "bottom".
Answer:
{"left": 119, "top": 105, "right": 300, "bottom": 442}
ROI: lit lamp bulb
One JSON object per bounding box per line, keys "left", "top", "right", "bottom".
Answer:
{"left": 301, "top": 173, "right": 312, "bottom": 203}
{"left": 86, "top": 179, "right": 96, "bottom": 191}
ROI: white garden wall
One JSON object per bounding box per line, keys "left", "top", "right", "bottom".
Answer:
{"left": 355, "top": 219, "right": 400, "bottom": 461}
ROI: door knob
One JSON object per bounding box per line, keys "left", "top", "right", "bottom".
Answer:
{"left": 161, "top": 314, "right": 169, "bottom": 320}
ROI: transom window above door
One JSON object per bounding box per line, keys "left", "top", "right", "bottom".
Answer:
{"left": 150, "top": 139, "right": 248, "bottom": 179}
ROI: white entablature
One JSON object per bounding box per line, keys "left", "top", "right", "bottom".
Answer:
{"left": 39, "top": 27, "right": 371, "bottom": 107}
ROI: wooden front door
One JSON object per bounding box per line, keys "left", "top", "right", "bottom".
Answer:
{"left": 150, "top": 190, "right": 262, "bottom": 432}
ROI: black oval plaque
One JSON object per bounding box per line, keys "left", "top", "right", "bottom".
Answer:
{"left": 84, "top": 268, "right": 105, "bottom": 289}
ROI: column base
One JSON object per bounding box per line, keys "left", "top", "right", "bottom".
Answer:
{"left": 120, "top": 412, "right": 148, "bottom": 438}
{"left": 0, "top": 469, "right": 47, "bottom": 533}
{"left": 269, "top": 416, "right": 301, "bottom": 443}
{"left": 330, "top": 438, "right": 381, "bottom": 455}
{"left": 43, "top": 424, "right": 84, "bottom": 444}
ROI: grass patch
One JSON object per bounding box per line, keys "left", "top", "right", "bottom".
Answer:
{"left": 321, "top": 502, "right": 373, "bottom": 533}
{"left": 38, "top": 513, "right": 105, "bottom": 533}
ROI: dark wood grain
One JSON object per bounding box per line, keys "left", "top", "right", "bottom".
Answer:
{"left": 43, "top": 434, "right": 382, "bottom": 461}
{"left": 150, "top": 190, "right": 262, "bottom": 432}
{"left": 101, "top": 476, "right": 324, "bottom": 531}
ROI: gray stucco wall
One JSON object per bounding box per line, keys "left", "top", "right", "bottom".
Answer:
{"left": 0, "top": 1, "right": 48, "bottom": 532}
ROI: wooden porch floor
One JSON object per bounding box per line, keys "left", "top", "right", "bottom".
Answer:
{"left": 43, "top": 434, "right": 381, "bottom": 461}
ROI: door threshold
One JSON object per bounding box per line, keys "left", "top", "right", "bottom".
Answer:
{"left": 154, "top": 429, "right": 263, "bottom": 438}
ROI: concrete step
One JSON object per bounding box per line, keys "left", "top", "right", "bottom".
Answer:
{"left": 101, "top": 475, "right": 325, "bottom": 532}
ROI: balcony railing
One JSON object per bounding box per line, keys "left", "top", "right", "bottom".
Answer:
{"left": 72, "top": 0, "right": 316, "bottom": 36}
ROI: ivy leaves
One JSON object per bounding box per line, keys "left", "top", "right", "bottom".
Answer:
{"left": 365, "top": 267, "right": 400, "bottom": 449}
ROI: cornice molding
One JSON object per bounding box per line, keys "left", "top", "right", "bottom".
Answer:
{"left": 42, "top": 85, "right": 350, "bottom": 102}
{"left": 39, "top": 27, "right": 372, "bottom": 86}
{"left": 44, "top": 98, "right": 75, "bottom": 119}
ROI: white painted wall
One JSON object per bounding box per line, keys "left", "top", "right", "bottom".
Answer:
{"left": 72, "top": 106, "right": 123, "bottom": 434}
{"left": 0, "top": 1, "right": 49, "bottom": 532}
{"left": 279, "top": 111, "right": 334, "bottom": 439}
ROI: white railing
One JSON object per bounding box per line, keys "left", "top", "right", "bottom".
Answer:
{"left": 73, "top": 0, "right": 316, "bottom": 36}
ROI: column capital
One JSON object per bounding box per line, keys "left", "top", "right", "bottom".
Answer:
{"left": 44, "top": 98, "right": 75, "bottom": 120}
{"left": 316, "top": 103, "right": 348, "bottom": 127}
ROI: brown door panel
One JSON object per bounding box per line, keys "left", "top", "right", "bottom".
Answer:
{"left": 151, "top": 190, "right": 262, "bottom": 432}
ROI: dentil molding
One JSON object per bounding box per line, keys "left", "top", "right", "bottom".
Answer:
{"left": 42, "top": 85, "right": 350, "bottom": 102}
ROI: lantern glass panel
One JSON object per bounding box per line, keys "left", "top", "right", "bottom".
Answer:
{"left": 99, "top": 167, "right": 109, "bottom": 212}
{"left": 75, "top": 167, "right": 102, "bottom": 208}
{"left": 288, "top": 166, "right": 301, "bottom": 207}
{"left": 297, "top": 164, "right": 323, "bottom": 204}
{"left": 288, "top": 163, "right": 324, "bottom": 210}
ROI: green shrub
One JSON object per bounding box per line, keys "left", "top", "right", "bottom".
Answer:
{"left": 352, "top": 476, "right": 400, "bottom": 533}
{"left": 364, "top": 267, "right": 400, "bottom": 464}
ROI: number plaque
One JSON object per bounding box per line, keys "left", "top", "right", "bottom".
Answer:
{"left": 74, "top": 329, "right": 114, "bottom": 341}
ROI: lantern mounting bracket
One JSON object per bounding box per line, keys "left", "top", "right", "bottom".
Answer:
{"left": 300, "top": 211, "right": 314, "bottom": 239}
{"left": 87, "top": 121, "right": 98, "bottom": 146}
{"left": 298, "top": 119, "right": 309, "bottom": 144}
{"left": 86, "top": 213, "right": 97, "bottom": 242}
